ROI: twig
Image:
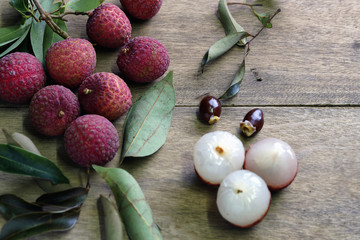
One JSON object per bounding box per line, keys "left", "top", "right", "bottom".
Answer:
{"left": 30, "top": 0, "right": 70, "bottom": 39}
{"left": 246, "top": 8, "right": 281, "bottom": 46}
{"left": 227, "top": 2, "right": 263, "bottom": 7}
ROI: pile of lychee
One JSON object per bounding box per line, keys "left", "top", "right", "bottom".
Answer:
{"left": 0, "top": 1, "right": 169, "bottom": 168}
{"left": 193, "top": 112, "right": 298, "bottom": 228}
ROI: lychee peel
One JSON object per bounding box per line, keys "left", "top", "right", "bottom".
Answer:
{"left": 78, "top": 72, "right": 132, "bottom": 121}
{"left": 29, "top": 85, "right": 80, "bottom": 136}
{"left": 120, "top": 0, "right": 162, "bottom": 20}
{"left": 64, "top": 114, "right": 120, "bottom": 167}
{"left": 45, "top": 38, "right": 96, "bottom": 88}
{"left": 0, "top": 52, "right": 45, "bottom": 104}
{"left": 117, "top": 36, "right": 170, "bottom": 83}
{"left": 87, "top": 3, "right": 132, "bottom": 48}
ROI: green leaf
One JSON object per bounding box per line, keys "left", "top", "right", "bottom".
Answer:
{"left": 0, "top": 208, "right": 81, "bottom": 240}
{"left": 0, "top": 21, "right": 31, "bottom": 58}
{"left": 219, "top": 59, "right": 246, "bottom": 100}
{"left": 121, "top": 71, "right": 175, "bottom": 160}
{"left": 36, "top": 187, "right": 88, "bottom": 213}
{"left": 0, "top": 194, "right": 42, "bottom": 220}
{"left": 43, "top": 2, "right": 68, "bottom": 58}
{"left": 29, "top": 0, "right": 54, "bottom": 64}
{"left": 218, "top": 0, "right": 245, "bottom": 34}
{"left": 201, "top": 31, "right": 249, "bottom": 71}
{"left": 98, "top": 195, "right": 124, "bottom": 240}
{"left": 9, "top": 0, "right": 31, "bottom": 18}
{"left": 0, "top": 144, "right": 69, "bottom": 185}
{"left": 66, "top": 0, "right": 105, "bottom": 12}
{"left": 0, "top": 24, "right": 31, "bottom": 47}
{"left": 94, "top": 166, "right": 162, "bottom": 240}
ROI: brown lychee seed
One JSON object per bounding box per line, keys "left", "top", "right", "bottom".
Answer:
{"left": 45, "top": 38, "right": 96, "bottom": 88}
{"left": 63, "top": 114, "right": 120, "bottom": 167}
{"left": 87, "top": 3, "right": 132, "bottom": 48}
{"left": 120, "top": 0, "right": 162, "bottom": 20}
{"left": 117, "top": 36, "right": 170, "bottom": 83}
{"left": 240, "top": 108, "right": 264, "bottom": 137}
{"left": 29, "top": 85, "right": 80, "bottom": 136}
{"left": 199, "top": 95, "right": 222, "bottom": 124}
{"left": 0, "top": 52, "right": 45, "bottom": 104}
{"left": 78, "top": 72, "right": 132, "bottom": 121}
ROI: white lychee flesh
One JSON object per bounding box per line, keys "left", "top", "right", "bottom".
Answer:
{"left": 193, "top": 131, "right": 245, "bottom": 185}
{"left": 244, "top": 138, "right": 298, "bottom": 190}
{"left": 217, "top": 170, "right": 271, "bottom": 227}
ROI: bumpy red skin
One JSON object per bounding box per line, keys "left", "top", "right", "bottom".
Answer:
{"left": 117, "top": 36, "right": 170, "bottom": 83}
{"left": 0, "top": 52, "right": 45, "bottom": 104}
{"left": 46, "top": 38, "right": 96, "bottom": 88}
{"left": 120, "top": 0, "right": 162, "bottom": 20}
{"left": 87, "top": 3, "right": 132, "bottom": 48}
{"left": 29, "top": 85, "right": 80, "bottom": 136}
{"left": 78, "top": 72, "right": 132, "bottom": 121}
{"left": 64, "top": 115, "right": 120, "bottom": 167}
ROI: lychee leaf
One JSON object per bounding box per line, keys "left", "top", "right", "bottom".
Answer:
{"left": 0, "top": 208, "right": 81, "bottom": 240}
{"left": 66, "top": 0, "right": 105, "bottom": 12}
{"left": 43, "top": 2, "right": 68, "bottom": 59}
{"left": 121, "top": 71, "right": 175, "bottom": 160}
{"left": 0, "top": 194, "right": 43, "bottom": 220}
{"left": 0, "top": 19, "right": 31, "bottom": 58}
{"left": 93, "top": 166, "right": 162, "bottom": 240}
{"left": 36, "top": 187, "right": 88, "bottom": 213}
{"left": 0, "top": 23, "right": 31, "bottom": 47}
{"left": 219, "top": 58, "right": 246, "bottom": 100}
{"left": 0, "top": 144, "right": 70, "bottom": 185}
{"left": 201, "top": 31, "right": 249, "bottom": 72}
{"left": 9, "top": 0, "right": 31, "bottom": 19}
{"left": 98, "top": 195, "right": 125, "bottom": 240}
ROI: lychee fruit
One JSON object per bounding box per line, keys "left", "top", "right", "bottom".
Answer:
{"left": 0, "top": 52, "right": 45, "bottom": 104}
{"left": 78, "top": 72, "right": 132, "bottom": 121}
{"left": 244, "top": 138, "right": 298, "bottom": 191}
{"left": 193, "top": 131, "right": 245, "bottom": 185}
{"left": 86, "top": 3, "right": 132, "bottom": 48}
{"left": 120, "top": 0, "right": 162, "bottom": 20}
{"left": 216, "top": 170, "right": 271, "bottom": 228}
{"left": 63, "top": 114, "right": 120, "bottom": 167}
{"left": 45, "top": 38, "right": 96, "bottom": 88}
{"left": 29, "top": 85, "right": 80, "bottom": 136}
{"left": 117, "top": 36, "right": 170, "bottom": 83}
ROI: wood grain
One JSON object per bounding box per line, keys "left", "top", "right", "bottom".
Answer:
{"left": 0, "top": 0, "right": 359, "bottom": 239}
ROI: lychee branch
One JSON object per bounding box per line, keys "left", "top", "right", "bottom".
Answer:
{"left": 30, "top": 0, "right": 70, "bottom": 39}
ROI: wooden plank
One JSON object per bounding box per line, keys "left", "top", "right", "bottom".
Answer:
{"left": 0, "top": 107, "right": 359, "bottom": 239}
{"left": 1, "top": 0, "right": 359, "bottom": 106}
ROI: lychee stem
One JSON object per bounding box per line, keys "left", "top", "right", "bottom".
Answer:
{"left": 58, "top": 110, "right": 65, "bottom": 118}
{"left": 83, "top": 88, "right": 93, "bottom": 94}
{"left": 216, "top": 146, "right": 224, "bottom": 154}
{"left": 31, "top": 0, "right": 70, "bottom": 39}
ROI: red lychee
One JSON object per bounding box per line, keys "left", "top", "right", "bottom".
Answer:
{"left": 120, "top": 0, "right": 162, "bottom": 20}
{"left": 63, "top": 114, "right": 120, "bottom": 167}
{"left": 45, "top": 38, "right": 96, "bottom": 88}
{"left": 87, "top": 3, "right": 132, "bottom": 48}
{"left": 29, "top": 85, "right": 80, "bottom": 136}
{"left": 78, "top": 72, "right": 132, "bottom": 121}
{"left": 0, "top": 52, "right": 45, "bottom": 104}
{"left": 116, "top": 36, "right": 170, "bottom": 83}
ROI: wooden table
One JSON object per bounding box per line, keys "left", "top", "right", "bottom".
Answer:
{"left": 1, "top": 0, "right": 359, "bottom": 239}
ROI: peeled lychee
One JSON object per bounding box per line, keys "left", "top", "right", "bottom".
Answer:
{"left": 87, "top": 3, "right": 132, "bottom": 48}
{"left": 46, "top": 38, "right": 96, "bottom": 88}
{"left": 0, "top": 52, "right": 45, "bottom": 104}
{"left": 29, "top": 85, "right": 80, "bottom": 136}
{"left": 117, "top": 36, "right": 170, "bottom": 83}
{"left": 64, "top": 114, "right": 120, "bottom": 167}
{"left": 193, "top": 131, "right": 245, "bottom": 185}
{"left": 120, "top": 0, "right": 162, "bottom": 20}
{"left": 217, "top": 170, "right": 271, "bottom": 227}
{"left": 78, "top": 72, "right": 132, "bottom": 121}
{"left": 244, "top": 138, "right": 298, "bottom": 191}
